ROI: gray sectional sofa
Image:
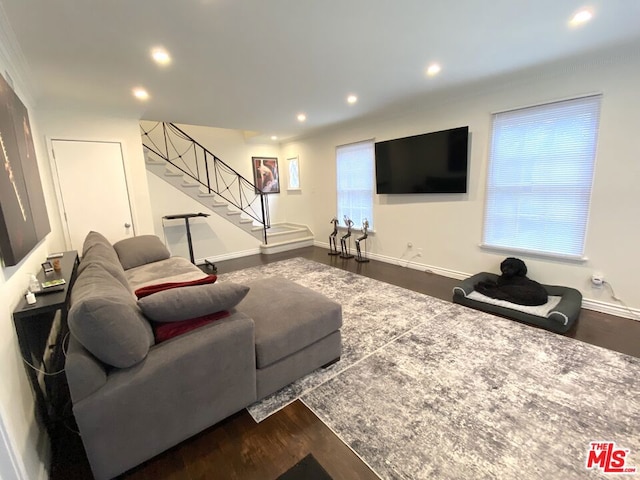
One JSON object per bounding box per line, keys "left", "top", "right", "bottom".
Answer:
{"left": 65, "top": 232, "right": 342, "bottom": 480}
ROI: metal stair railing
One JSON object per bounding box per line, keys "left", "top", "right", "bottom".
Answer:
{"left": 140, "top": 122, "right": 270, "bottom": 243}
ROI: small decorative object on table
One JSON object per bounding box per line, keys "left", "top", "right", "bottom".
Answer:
{"left": 328, "top": 217, "right": 340, "bottom": 256}
{"left": 40, "top": 278, "right": 66, "bottom": 293}
{"left": 355, "top": 218, "right": 370, "bottom": 263}
{"left": 41, "top": 261, "right": 54, "bottom": 275}
{"left": 339, "top": 216, "right": 354, "bottom": 259}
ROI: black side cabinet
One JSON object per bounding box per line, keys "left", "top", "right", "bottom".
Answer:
{"left": 12, "top": 251, "right": 79, "bottom": 438}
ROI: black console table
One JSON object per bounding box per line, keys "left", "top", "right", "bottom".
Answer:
{"left": 163, "top": 212, "right": 216, "bottom": 272}
{"left": 12, "top": 251, "right": 79, "bottom": 437}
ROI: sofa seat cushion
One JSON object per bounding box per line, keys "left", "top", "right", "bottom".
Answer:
{"left": 235, "top": 277, "right": 342, "bottom": 369}
{"left": 125, "top": 256, "right": 208, "bottom": 291}
{"left": 69, "top": 263, "right": 154, "bottom": 368}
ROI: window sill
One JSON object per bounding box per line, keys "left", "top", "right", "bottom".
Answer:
{"left": 479, "top": 243, "right": 587, "bottom": 263}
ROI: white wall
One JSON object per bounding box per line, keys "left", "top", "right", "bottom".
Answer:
{"left": 147, "top": 173, "right": 261, "bottom": 262}
{"left": 144, "top": 122, "right": 287, "bottom": 260}
{"left": 0, "top": 31, "right": 65, "bottom": 480}
{"left": 282, "top": 49, "right": 640, "bottom": 315}
{"left": 38, "top": 109, "right": 155, "bottom": 240}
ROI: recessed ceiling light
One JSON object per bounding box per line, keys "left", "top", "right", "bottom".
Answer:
{"left": 347, "top": 94, "right": 358, "bottom": 104}
{"left": 426, "top": 63, "right": 441, "bottom": 76}
{"left": 569, "top": 8, "right": 593, "bottom": 26}
{"left": 297, "top": 113, "right": 307, "bottom": 122}
{"left": 271, "top": 135, "right": 278, "bottom": 141}
{"left": 133, "top": 88, "right": 149, "bottom": 100}
{"left": 151, "top": 47, "right": 171, "bottom": 65}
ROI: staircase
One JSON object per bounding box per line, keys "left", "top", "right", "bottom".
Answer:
{"left": 141, "top": 122, "right": 313, "bottom": 254}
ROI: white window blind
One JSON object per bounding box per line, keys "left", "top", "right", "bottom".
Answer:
{"left": 336, "top": 140, "right": 374, "bottom": 229}
{"left": 482, "top": 95, "right": 601, "bottom": 259}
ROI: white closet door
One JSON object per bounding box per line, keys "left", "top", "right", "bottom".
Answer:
{"left": 52, "top": 140, "right": 134, "bottom": 251}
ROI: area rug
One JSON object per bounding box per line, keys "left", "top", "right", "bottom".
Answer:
{"left": 219, "top": 258, "right": 454, "bottom": 421}
{"left": 220, "top": 258, "right": 640, "bottom": 479}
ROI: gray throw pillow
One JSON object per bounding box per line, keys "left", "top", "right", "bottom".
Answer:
{"left": 138, "top": 282, "right": 250, "bottom": 322}
{"left": 113, "top": 235, "right": 171, "bottom": 270}
{"left": 69, "top": 263, "right": 154, "bottom": 368}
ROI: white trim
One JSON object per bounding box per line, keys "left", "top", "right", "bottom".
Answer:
{"left": 314, "top": 239, "right": 640, "bottom": 322}
{"left": 490, "top": 92, "right": 603, "bottom": 115}
{"left": 199, "top": 247, "right": 261, "bottom": 265}
{"left": 314, "top": 240, "right": 468, "bottom": 279}
{"left": 453, "top": 286, "right": 468, "bottom": 297}
{"left": 0, "top": 2, "right": 37, "bottom": 105}
{"left": 582, "top": 298, "right": 640, "bottom": 322}
{"left": 549, "top": 311, "right": 569, "bottom": 326}
{"left": 479, "top": 243, "right": 588, "bottom": 263}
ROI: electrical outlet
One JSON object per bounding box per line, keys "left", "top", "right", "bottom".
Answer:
{"left": 591, "top": 272, "right": 604, "bottom": 288}
{"left": 417, "top": 248, "right": 423, "bottom": 257}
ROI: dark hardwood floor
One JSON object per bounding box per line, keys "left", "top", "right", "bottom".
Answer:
{"left": 51, "top": 246, "right": 640, "bottom": 479}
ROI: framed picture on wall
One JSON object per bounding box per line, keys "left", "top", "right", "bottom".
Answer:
{"left": 252, "top": 157, "right": 280, "bottom": 194}
{"left": 287, "top": 156, "right": 300, "bottom": 190}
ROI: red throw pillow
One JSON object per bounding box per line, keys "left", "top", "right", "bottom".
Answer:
{"left": 153, "top": 310, "right": 230, "bottom": 343}
{"left": 135, "top": 274, "right": 217, "bottom": 299}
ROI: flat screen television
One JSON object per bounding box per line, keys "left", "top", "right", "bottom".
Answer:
{"left": 375, "top": 126, "right": 469, "bottom": 194}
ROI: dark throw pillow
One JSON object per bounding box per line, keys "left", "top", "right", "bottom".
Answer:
{"left": 134, "top": 274, "right": 218, "bottom": 299}
{"left": 153, "top": 311, "right": 231, "bottom": 343}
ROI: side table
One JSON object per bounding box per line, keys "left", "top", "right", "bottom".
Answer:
{"left": 12, "top": 250, "right": 79, "bottom": 438}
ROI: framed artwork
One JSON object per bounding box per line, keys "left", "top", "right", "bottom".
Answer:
{"left": 287, "top": 156, "right": 300, "bottom": 190}
{"left": 0, "top": 73, "right": 50, "bottom": 266}
{"left": 252, "top": 157, "right": 280, "bottom": 194}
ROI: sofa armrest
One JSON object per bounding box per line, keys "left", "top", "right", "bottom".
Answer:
{"left": 65, "top": 336, "right": 108, "bottom": 403}
{"left": 73, "top": 311, "right": 257, "bottom": 480}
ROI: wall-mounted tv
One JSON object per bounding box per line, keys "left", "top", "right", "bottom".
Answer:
{"left": 375, "top": 126, "right": 469, "bottom": 194}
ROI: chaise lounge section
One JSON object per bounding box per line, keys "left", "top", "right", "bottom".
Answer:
{"left": 65, "top": 232, "right": 342, "bottom": 479}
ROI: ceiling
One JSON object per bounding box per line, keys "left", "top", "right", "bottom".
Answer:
{"left": 2, "top": 0, "right": 640, "bottom": 142}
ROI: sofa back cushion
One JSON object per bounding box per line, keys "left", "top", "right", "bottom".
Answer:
{"left": 82, "top": 231, "right": 114, "bottom": 256}
{"left": 113, "top": 235, "right": 171, "bottom": 270}
{"left": 69, "top": 263, "right": 154, "bottom": 368}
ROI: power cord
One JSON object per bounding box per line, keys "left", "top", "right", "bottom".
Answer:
{"left": 603, "top": 281, "right": 640, "bottom": 321}
{"left": 22, "top": 331, "right": 70, "bottom": 376}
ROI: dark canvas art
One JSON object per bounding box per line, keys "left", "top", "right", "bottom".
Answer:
{"left": 0, "top": 73, "right": 50, "bottom": 266}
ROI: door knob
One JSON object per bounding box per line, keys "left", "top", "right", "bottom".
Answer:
{"left": 124, "top": 223, "right": 131, "bottom": 228}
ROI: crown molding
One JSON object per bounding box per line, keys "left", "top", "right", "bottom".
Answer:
{"left": 0, "top": 1, "right": 37, "bottom": 105}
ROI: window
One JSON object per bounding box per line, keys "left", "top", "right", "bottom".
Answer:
{"left": 482, "top": 95, "right": 601, "bottom": 259}
{"left": 336, "top": 140, "right": 374, "bottom": 229}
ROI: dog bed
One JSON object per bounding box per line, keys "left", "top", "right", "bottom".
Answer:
{"left": 452, "top": 272, "right": 582, "bottom": 333}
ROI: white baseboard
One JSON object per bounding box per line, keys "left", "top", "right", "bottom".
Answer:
{"left": 198, "top": 248, "right": 260, "bottom": 265}
{"left": 313, "top": 240, "right": 640, "bottom": 322}
{"left": 581, "top": 298, "right": 640, "bottom": 321}
{"left": 314, "top": 240, "right": 468, "bottom": 279}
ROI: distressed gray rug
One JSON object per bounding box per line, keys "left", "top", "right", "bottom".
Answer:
{"left": 220, "top": 258, "right": 640, "bottom": 479}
